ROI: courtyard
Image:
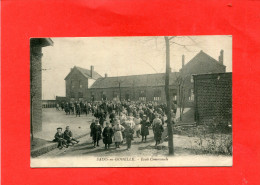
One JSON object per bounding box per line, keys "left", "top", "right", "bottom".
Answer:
{"left": 31, "top": 108, "right": 232, "bottom": 167}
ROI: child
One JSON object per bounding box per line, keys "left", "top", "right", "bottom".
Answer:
{"left": 124, "top": 122, "right": 134, "bottom": 150}
{"left": 140, "top": 115, "right": 150, "bottom": 142}
{"left": 113, "top": 119, "right": 125, "bottom": 148}
{"left": 90, "top": 119, "right": 95, "bottom": 143}
{"left": 120, "top": 115, "right": 127, "bottom": 143}
{"left": 102, "top": 121, "right": 114, "bottom": 149}
{"left": 153, "top": 114, "right": 164, "bottom": 146}
{"left": 65, "top": 102, "right": 70, "bottom": 115}
{"left": 125, "top": 116, "right": 135, "bottom": 129}
{"left": 133, "top": 114, "right": 142, "bottom": 138}
{"left": 109, "top": 110, "right": 116, "bottom": 126}
{"left": 75, "top": 103, "right": 81, "bottom": 117}
{"left": 92, "top": 119, "right": 102, "bottom": 148}
{"left": 64, "top": 126, "right": 79, "bottom": 145}
{"left": 53, "top": 127, "right": 68, "bottom": 149}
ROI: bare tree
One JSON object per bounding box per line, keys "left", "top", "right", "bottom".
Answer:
{"left": 134, "top": 36, "right": 198, "bottom": 155}
{"left": 164, "top": 36, "right": 197, "bottom": 155}
{"left": 164, "top": 36, "right": 174, "bottom": 155}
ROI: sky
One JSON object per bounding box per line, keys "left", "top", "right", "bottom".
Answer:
{"left": 42, "top": 36, "right": 232, "bottom": 100}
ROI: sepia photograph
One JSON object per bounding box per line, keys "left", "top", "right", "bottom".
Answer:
{"left": 30, "top": 36, "right": 232, "bottom": 167}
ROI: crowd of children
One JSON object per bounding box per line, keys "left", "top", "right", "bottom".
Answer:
{"left": 54, "top": 100, "right": 177, "bottom": 151}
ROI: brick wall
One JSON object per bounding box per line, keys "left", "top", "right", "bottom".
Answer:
{"left": 65, "top": 69, "right": 89, "bottom": 101}
{"left": 56, "top": 96, "right": 68, "bottom": 104}
{"left": 180, "top": 53, "right": 226, "bottom": 107}
{"left": 30, "top": 46, "right": 43, "bottom": 133}
{"left": 30, "top": 38, "right": 53, "bottom": 135}
{"left": 194, "top": 73, "right": 232, "bottom": 124}
{"left": 87, "top": 86, "right": 177, "bottom": 103}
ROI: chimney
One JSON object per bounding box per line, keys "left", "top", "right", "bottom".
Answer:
{"left": 90, "top": 65, "right": 94, "bottom": 78}
{"left": 182, "top": 55, "right": 185, "bottom": 68}
{"left": 219, "top": 50, "right": 224, "bottom": 65}
{"left": 105, "top": 73, "right": 108, "bottom": 78}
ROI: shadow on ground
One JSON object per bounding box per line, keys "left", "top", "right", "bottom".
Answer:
{"left": 31, "top": 138, "right": 53, "bottom": 150}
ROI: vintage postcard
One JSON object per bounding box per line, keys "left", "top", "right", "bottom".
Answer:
{"left": 30, "top": 36, "right": 232, "bottom": 167}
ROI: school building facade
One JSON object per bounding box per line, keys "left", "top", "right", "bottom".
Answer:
{"left": 87, "top": 73, "right": 179, "bottom": 102}
{"left": 64, "top": 50, "right": 227, "bottom": 106}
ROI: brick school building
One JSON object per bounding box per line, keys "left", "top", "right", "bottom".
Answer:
{"left": 64, "top": 50, "right": 227, "bottom": 106}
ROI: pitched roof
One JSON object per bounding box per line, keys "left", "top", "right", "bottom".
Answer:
{"left": 182, "top": 50, "right": 225, "bottom": 69}
{"left": 65, "top": 66, "right": 102, "bottom": 80}
{"left": 90, "top": 72, "right": 179, "bottom": 89}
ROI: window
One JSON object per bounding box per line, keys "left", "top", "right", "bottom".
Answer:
{"left": 113, "top": 91, "right": 118, "bottom": 98}
{"left": 189, "top": 89, "right": 194, "bottom": 101}
{"left": 125, "top": 93, "right": 130, "bottom": 100}
{"left": 71, "top": 81, "right": 75, "bottom": 89}
{"left": 78, "top": 92, "right": 83, "bottom": 98}
{"left": 91, "top": 92, "right": 95, "bottom": 101}
{"left": 139, "top": 90, "right": 146, "bottom": 97}
{"left": 139, "top": 90, "right": 146, "bottom": 101}
{"left": 191, "top": 75, "right": 194, "bottom": 83}
{"left": 70, "top": 92, "right": 75, "bottom": 98}
{"left": 79, "top": 80, "right": 82, "bottom": 88}
{"left": 153, "top": 89, "right": 161, "bottom": 101}
{"left": 101, "top": 91, "right": 107, "bottom": 100}
{"left": 139, "top": 97, "right": 146, "bottom": 101}
{"left": 154, "top": 97, "right": 161, "bottom": 101}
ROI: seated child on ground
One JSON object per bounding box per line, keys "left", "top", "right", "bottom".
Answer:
{"left": 64, "top": 126, "right": 79, "bottom": 145}
{"left": 53, "top": 127, "right": 68, "bottom": 149}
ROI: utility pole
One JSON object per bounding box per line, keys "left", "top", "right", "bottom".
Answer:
{"left": 164, "top": 36, "right": 174, "bottom": 155}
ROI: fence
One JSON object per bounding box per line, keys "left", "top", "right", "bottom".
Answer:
{"left": 42, "top": 100, "right": 56, "bottom": 108}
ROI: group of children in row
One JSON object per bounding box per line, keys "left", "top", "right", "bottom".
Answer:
{"left": 53, "top": 126, "right": 80, "bottom": 149}
{"left": 90, "top": 112, "right": 165, "bottom": 150}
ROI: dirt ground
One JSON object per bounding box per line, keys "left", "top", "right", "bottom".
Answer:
{"left": 33, "top": 108, "right": 232, "bottom": 167}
